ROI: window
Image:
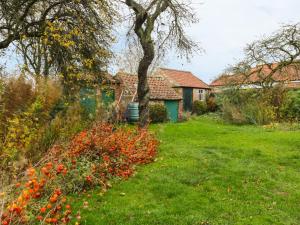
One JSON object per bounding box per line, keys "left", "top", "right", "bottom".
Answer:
{"left": 198, "top": 89, "right": 205, "bottom": 101}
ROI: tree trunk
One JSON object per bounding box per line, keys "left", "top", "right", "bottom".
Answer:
{"left": 137, "top": 39, "right": 155, "bottom": 128}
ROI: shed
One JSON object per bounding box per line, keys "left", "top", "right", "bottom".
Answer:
{"left": 157, "top": 68, "right": 211, "bottom": 112}
{"left": 116, "top": 72, "right": 183, "bottom": 122}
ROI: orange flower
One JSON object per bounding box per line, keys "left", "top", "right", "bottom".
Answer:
{"left": 41, "top": 167, "right": 50, "bottom": 176}
{"left": 56, "top": 164, "right": 65, "bottom": 174}
{"left": 51, "top": 218, "right": 58, "bottom": 223}
{"left": 40, "top": 207, "right": 47, "bottom": 213}
{"left": 46, "top": 162, "right": 53, "bottom": 170}
{"left": 50, "top": 194, "right": 58, "bottom": 203}
{"left": 65, "top": 204, "right": 71, "bottom": 209}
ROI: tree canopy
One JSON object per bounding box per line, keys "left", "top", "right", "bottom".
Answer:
{"left": 0, "top": 0, "right": 116, "bottom": 81}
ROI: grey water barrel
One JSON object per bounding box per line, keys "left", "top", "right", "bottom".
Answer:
{"left": 127, "top": 102, "right": 139, "bottom": 122}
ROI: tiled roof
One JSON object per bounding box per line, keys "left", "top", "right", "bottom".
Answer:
{"left": 211, "top": 63, "right": 300, "bottom": 87}
{"left": 210, "top": 74, "right": 243, "bottom": 87}
{"left": 286, "top": 81, "right": 300, "bottom": 89}
{"left": 116, "top": 72, "right": 182, "bottom": 100}
{"left": 158, "top": 68, "right": 210, "bottom": 89}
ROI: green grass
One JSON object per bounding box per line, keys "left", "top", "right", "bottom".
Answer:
{"left": 72, "top": 116, "right": 300, "bottom": 225}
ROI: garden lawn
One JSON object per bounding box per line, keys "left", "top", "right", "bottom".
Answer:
{"left": 72, "top": 116, "right": 300, "bottom": 225}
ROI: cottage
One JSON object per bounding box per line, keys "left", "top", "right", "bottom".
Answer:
{"left": 115, "top": 71, "right": 182, "bottom": 122}
{"left": 157, "top": 68, "right": 210, "bottom": 112}
{"left": 210, "top": 63, "right": 300, "bottom": 92}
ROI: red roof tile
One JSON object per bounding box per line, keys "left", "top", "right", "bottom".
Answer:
{"left": 158, "top": 68, "right": 210, "bottom": 89}
{"left": 211, "top": 63, "right": 300, "bottom": 87}
{"left": 116, "top": 72, "right": 182, "bottom": 100}
{"left": 286, "top": 81, "right": 300, "bottom": 89}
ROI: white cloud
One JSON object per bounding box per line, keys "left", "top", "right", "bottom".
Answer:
{"left": 166, "top": 0, "right": 300, "bottom": 83}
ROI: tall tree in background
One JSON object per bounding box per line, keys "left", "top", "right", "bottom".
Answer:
{"left": 124, "top": 0, "right": 199, "bottom": 127}
{"left": 0, "top": 0, "right": 116, "bottom": 91}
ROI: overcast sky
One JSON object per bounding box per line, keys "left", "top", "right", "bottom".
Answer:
{"left": 162, "top": 0, "right": 300, "bottom": 83}
{"left": 2, "top": 0, "right": 300, "bottom": 83}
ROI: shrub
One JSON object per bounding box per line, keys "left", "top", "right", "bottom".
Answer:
{"left": 149, "top": 104, "right": 168, "bottom": 123}
{"left": 26, "top": 102, "right": 88, "bottom": 163}
{"left": 280, "top": 90, "right": 300, "bottom": 121}
{"left": 0, "top": 75, "right": 118, "bottom": 183}
{"left": 242, "top": 100, "right": 275, "bottom": 125}
{"left": 0, "top": 78, "right": 63, "bottom": 175}
{"left": 192, "top": 100, "right": 207, "bottom": 115}
{"left": 0, "top": 76, "right": 34, "bottom": 119}
{"left": 0, "top": 76, "right": 35, "bottom": 140}
{"left": 0, "top": 123, "right": 158, "bottom": 225}
{"left": 220, "top": 88, "right": 278, "bottom": 125}
{"left": 206, "top": 93, "right": 218, "bottom": 112}
{"left": 221, "top": 99, "right": 246, "bottom": 125}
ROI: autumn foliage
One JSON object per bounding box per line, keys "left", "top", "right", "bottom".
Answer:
{"left": 0, "top": 123, "right": 158, "bottom": 225}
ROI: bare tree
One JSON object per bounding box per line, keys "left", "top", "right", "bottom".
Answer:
{"left": 230, "top": 23, "right": 300, "bottom": 88}
{"left": 116, "top": 39, "right": 167, "bottom": 75}
{"left": 122, "top": 0, "right": 199, "bottom": 127}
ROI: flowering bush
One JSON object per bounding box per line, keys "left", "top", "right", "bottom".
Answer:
{"left": 0, "top": 123, "right": 158, "bottom": 225}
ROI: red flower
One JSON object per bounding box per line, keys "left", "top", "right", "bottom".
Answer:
{"left": 56, "top": 164, "right": 65, "bottom": 174}
{"left": 103, "top": 155, "right": 110, "bottom": 162}
{"left": 55, "top": 189, "right": 62, "bottom": 196}
{"left": 40, "top": 207, "right": 47, "bottom": 213}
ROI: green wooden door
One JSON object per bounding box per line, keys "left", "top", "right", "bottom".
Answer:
{"left": 101, "top": 89, "right": 115, "bottom": 106}
{"left": 183, "top": 88, "right": 193, "bottom": 112}
{"left": 80, "top": 88, "right": 97, "bottom": 116}
{"left": 164, "top": 100, "right": 179, "bottom": 122}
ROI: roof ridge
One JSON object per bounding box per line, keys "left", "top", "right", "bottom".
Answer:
{"left": 160, "top": 67, "right": 207, "bottom": 82}
{"left": 159, "top": 67, "right": 192, "bottom": 73}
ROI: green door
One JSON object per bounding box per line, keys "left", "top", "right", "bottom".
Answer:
{"left": 183, "top": 88, "right": 193, "bottom": 112}
{"left": 80, "top": 88, "right": 97, "bottom": 116}
{"left": 164, "top": 100, "right": 179, "bottom": 122}
{"left": 101, "top": 89, "right": 115, "bottom": 106}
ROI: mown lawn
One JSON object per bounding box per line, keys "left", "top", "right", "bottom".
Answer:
{"left": 72, "top": 116, "right": 300, "bottom": 225}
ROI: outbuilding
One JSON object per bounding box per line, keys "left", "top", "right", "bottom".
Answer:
{"left": 115, "top": 72, "right": 183, "bottom": 122}
{"left": 157, "top": 68, "right": 211, "bottom": 112}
